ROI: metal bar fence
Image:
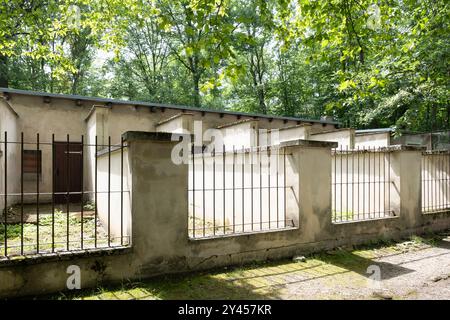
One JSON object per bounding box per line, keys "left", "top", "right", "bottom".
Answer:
{"left": 188, "top": 144, "right": 294, "bottom": 239}
{"left": 332, "top": 147, "right": 394, "bottom": 223}
{"left": 421, "top": 150, "right": 450, "bottom": 213}
{"left": 0, "top": 132, "right": 130, "bottom": 258}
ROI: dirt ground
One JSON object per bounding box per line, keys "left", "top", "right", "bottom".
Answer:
{"left": 43, "top": 230, "right": 450, "bottom": 300}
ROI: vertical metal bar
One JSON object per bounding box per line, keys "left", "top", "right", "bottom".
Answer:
{"left": 433, "top": 153, "right": 435, "bottom": 210}
{"left": 80, "top": 135, "right": 84, "bottom": 249}
{"left": 232, "top": 146, "right": 235, "bottom": 233}
{"left": 120, "top": 136, "right": 123, "bottom": 245}
{"left": 334, "top": 148, "right": 336, "bottom": 221}
{"left": 351, "top": 146, "right": 354, "bottom": 220}
{"left": 363, "top": 148, "right": 366, "bottom": 218}
{"left": 213, "top": 147, "right": 216, "bottom": 236}
{"left": 436, "top": 153, "right": 439, "bottom": 210}
{"left": 383, "top": 149, "right": 386, "bottom": 215}
{"left": 192, "top": 144, "right": 195, "bottom": 238}
{"left": 242, "top": 146, "right": 244, "bottom": 232}
{"left": 66, "top": 134, "right": 70, "bottom": 251}
{"left": 388, "top": 150, "right": 391, "bottom": 214}
{"left": 94, "top": 136, "right": 98, "bottom": 247}
{"left": 259, "top": 147, "right": 262, "bottom": 230}
{"left": 251, "top": 148, "right": 254, "bottom": 231}
{"left": 202, "top": 145, "right": 205, "bottom": 237}
{"left": 439, "top": 153, "right": 442, "bottom": 209}
{"left": 268, "top": 149, "right": 271, "bottom": 229}
{"left": 346, "top": 146, "right": 348, "bottom": 221}
{"left": 51, "top": 134, "right": 55, "bottom": 253}
{"left": 108, "top": 136, "right": 111, "bottom": 246}
{"left": 276, "top": 147, "right": 279, "bottom": 228}
{"left": 222, "top": 144, "right": 226, "bottom": 234}
{"left": 368, "top": 147, "right": 371, "bottom": 218}
{"left": 36, "top": 133, "right": 40, "bottom": 253}
{"left": 3, "top": 131, "right": 7, "bottom": 256}
{"left": 340, "top": 146, "right": 343, "bottom": 222}
{"left": 21, "top": 133, "right": 24, "bottom": 255}
{"left": 378, "top": 148, "right": 381, "bottom": 217}
{"left": 436, "top": 153, "right": 438, "bottom": 210}
{"left": 447, "top": 153, "right": 449, "bottom": 209}
{"left": 357, "top": 146, "right": 360, "bottom": 220}
{"left": 427, "top": 153, "right": 430, "bottom": 212}
{"left": 283, "top": 147, "right": 286, "bottom": 226}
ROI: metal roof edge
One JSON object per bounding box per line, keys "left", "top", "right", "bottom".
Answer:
{"left": 0, "top": 87, "right": 341, "bottom": 125}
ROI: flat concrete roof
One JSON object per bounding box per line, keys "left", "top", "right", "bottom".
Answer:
{"left": 0, "top": 87, "right": 340, "bottom": 126}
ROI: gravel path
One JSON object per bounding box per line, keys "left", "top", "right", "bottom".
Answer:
{"left": 280, "top": 234, "right": 450, "bottom": 300}
{"left": 48, "top": 231, "right": 450, "bottom": 300}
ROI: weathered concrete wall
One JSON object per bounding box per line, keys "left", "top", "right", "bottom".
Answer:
{"left": 0, "top": 92, "right": 337, "bottom": 210}
{"left": 96, "top": 147, "right": 132, "bottom": 243}
{"left": 218, "top": 119, "right": 259, "bottom": 150}
{"left": 332, "top": 149, "right": 393, "bottom": 220}
{"left": 310, "top": 129, "right": 355, "bottom": 149}
{"left": 421, "top": 152, "right": 450, "bottom": 213}
{"left": 156, "top": 113, "right": 194, "bottom": 134}
{"left": 355, "top": 132, "right": 390, "bottom": 148}
{"left": 5, "top": 94, "right": 91, "bottom": 205}
{"left": 0, "top": 132, "right": 450, "bottom": 299}
{"left": 188, "top": 147, "right": 294, "bottom": 234}
{"left": 0, "top": 99, "right": 20, "bottom": 210}
{"left": 271, "top": 124, "right": 311, "bottom": 145}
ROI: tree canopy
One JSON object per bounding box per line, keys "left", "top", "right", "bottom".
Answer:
{"left": 0, "top": 0, "right": 448, "bottom": 132}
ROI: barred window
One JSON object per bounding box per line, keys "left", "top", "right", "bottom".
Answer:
{"left": 23, "top": 150, "right": 42, "bottom": 175}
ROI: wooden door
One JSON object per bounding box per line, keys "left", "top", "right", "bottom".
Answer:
{"left": 53, "top": 142, "right": 83, "bottom": 204}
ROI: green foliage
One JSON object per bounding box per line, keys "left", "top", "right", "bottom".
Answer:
{"left": 0, "top": 0, "right": 448, "bottom": 131}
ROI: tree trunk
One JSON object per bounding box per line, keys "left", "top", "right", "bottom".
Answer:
{"left": 0, "top": 54, "right": 8, "bottom": 87}
{"left": 257, "top": 86, "right": 267, "bottom": 114}
{"left": 193, "top": 73, "right": 201, "bottom": 108}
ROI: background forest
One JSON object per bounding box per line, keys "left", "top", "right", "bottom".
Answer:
{"left": 0, "top": 0, "right": 448, "bottom": 132}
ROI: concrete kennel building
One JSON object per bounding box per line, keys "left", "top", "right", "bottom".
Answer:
{"left": 1, "top": 87, "right": 450, "bottom": 298}
{"left": 0, "top": 87, "right": 343, "bottom": 247}
{"left": 0, "top": 87, "right": 339, "bottom": 208}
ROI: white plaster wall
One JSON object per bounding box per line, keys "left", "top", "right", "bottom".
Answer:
{"left": 421, "top": 153, "right": 450, "bottom": 213}
{"left": 331, "top": 150, "right": 396, "bottom": 221}
{"left": 2, "top": 92, "right": 337, "bottom": 210}
{"left": 97, "top": 148, "right": 131, "bottom": 244}
{"left": 219, "top": 120, "right": 259, "bottom": 151}
{"left": 4, "top": 95, "right": 91, "bottom": 204}
{"left": 156, "top": 114, "right": 193, "bottom": 134}
{"left": 272, "top": 125, "right": 311, "bottom": 145}
{"left": 355, "top": 133, "right": 390, "bottom": 148}
{"left": 188, "top": 148, "right": 293, "bottom": 235}
{"left": 310, "top": 129, "right": 355, "bottom": 149}
{"left": 0, "top": 100, "right": 20, "bottom": 210}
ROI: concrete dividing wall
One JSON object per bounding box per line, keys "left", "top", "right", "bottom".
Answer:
{"left": 0, "top": 99, "right": 20, "bottom": 210}
{"left": 188, "top": 147, "right": 293, "bottom": 235}
{"left": 271, "top": 124, "right": 311, "bottom": 145}
{"left": 218, "top": 120, "right": 259, "bottom": 150}
{"left": 96, "top": 147, "right": 132, "bottom": 244}
{"left": 355, "top": 132, "right": 390, "bottom": 148}
{"left": 310, "top": 129, "right": 355, "bottom": 149}
{"left": 0, "top": 92, "right": 338, "bottom": 211}
{"left": 1, "top": 132, "right": 450, "bottom": 298}
{"left": 421, "top": 152, "right": 450, "bottom": 213}
{"left": 156, "top": 113, "right": 194, "bottom": 134}
{"left": 332, "top": 149, "right": 395, "bottom": 220}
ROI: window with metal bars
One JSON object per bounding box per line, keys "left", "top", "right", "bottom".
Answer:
{"left": 188, "top": 144, "right": 296, "bottom": 239}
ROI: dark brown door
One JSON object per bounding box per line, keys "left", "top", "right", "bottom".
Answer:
{"left": 53, "top": 142, "right": 83, "bottom": 204}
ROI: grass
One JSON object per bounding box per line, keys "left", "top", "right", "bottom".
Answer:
{"left": 0, "top": 210, "right": 111, "bottom": 256}
{"left": 36, "top": 231, "right": 449, "bottom": 300}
